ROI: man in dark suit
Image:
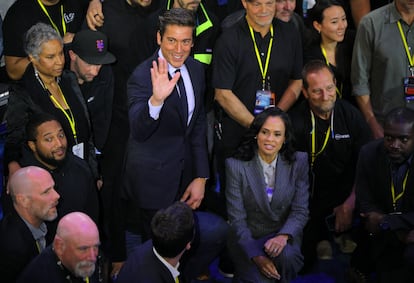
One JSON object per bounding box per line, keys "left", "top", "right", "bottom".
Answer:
{"left": 0, "top": 166, "right": 60, "bottom": 283}
{"left": 354, "top": 107, "right": 414, "bottom": 282}
{"left": 124, "top": 8, "right": 228, "bottom": 281}
{"left": 117, "top": 202, "right": 194, "bottom": 283}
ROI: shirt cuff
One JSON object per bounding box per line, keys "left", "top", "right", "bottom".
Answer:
{"left": 148, "top": 99, "right": 163, "bottom": 120}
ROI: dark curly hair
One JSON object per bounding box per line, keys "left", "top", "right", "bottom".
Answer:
{"left": 233, "top": 107, "right": 296, "bottom": 163}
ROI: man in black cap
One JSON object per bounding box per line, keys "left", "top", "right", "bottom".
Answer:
{"left": 67, "top": 29, "right": 122, "bottom": 276}
{"left": 68, "top": 29, "right": 115, "bottom": 160}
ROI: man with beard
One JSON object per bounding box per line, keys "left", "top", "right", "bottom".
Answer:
{"left": 17, "top": 212, "right": 101, "bottom": 283}
{"left": 20, "top": 112, "right": 99, "bottom": 242}
{"left": 0, "top": 166, "right": 59, "bottom": 283}
{"left": 67, "top": 29, "right": 116, "bottom": 158}
{"left": 353, "top": 107, "right": 414, "bottom": 282}
{"left": 288, "top": 60, "right": 371, "bottom": 271}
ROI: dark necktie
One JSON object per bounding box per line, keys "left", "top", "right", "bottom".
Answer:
{"left": 175, "top": 69, "right": 188, "bottom": 125}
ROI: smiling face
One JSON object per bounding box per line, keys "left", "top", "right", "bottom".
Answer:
{"left": 313, "top": 5, "right": 347, "bottom": 44}
{"left": 384, "top": 121, "right": 414, "bottom": 165}
{"left": 243, "top": 0, "right": 276, "bottom": 32}
{"left": 157, "top": 24, "right": 193, "bottom": 68}
{"left": 303, "top": 67, "right": 337, "bottom": 120}
{"left": 30, "top": 39, "right": 64, "bottom": 80}
{"left": 257, "top": 115, "right": 286, "bottom": 163}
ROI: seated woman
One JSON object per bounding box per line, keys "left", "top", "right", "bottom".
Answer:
{"left": 5, "top": 22, "right": 97, "bottom": 178}
{"left": 305, "top": 0, "right": 355, "bottom": 104}
{"left": 225, "top": 107, "right": 309, "bottom": 283}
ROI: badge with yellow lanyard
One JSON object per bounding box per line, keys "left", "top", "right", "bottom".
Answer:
{"left": 249, "top": 24, "right": 276, "bottom": 115}
{"left": 398, "top": 20, "right": 414, "bottom": 101}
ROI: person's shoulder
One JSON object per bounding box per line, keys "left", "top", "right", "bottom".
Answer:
{"left": 66, "top": 153, "right": 93, "bottom": 175}
{"left": 294, "top": 151, "right": 308, "bottom": 161}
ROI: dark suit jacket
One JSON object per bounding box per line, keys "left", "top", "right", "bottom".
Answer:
{"left": 225, "top": 152, "right": 309, "bottom": 259}
{"left": 0, "top": 210, "right": 39, "bottom": 283}
{"left": 117, "top": 240, "right": 176, "bottom": 283}
{"left": 356, "top": 139, "right": 414, "bottom": 229}
{"left": 124, "top": 52, "right": 209, "bottom": 210}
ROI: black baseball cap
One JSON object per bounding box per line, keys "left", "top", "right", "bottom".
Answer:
{"left": 70, "top": 30, "right": 116, "bottom": 65}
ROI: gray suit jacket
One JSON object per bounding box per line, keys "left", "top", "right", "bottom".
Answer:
{"left": 225, "top": 151, "right": 309, "bottom": 259}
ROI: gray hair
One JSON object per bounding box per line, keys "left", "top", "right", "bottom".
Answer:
{"left": 24, "top": 22, "right": 63, "bottom": 59}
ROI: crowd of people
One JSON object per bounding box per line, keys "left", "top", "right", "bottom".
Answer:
{"left": 0, "top": 0, "right": 414, "bottom": 282}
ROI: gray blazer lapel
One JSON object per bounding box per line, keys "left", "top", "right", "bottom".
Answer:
{"left": 245, "top": 155, "right": 274, "bottom": 214}
{"left": 272, "top": 156, "right": 290, "bottom": 205}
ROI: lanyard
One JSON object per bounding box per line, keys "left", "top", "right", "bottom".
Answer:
{"left": 49, "top": 86, "right": 78, "bottom": 143}
{"left": 310, "top": 110, "right": 334, "bottom": 168}
{"left": 35, "top": 241, "right": 41, "bottom": 254}
{"left": 320, "top": 45, "right": 343, "bottom": 98}
{"left": 397, "top": 20, "right": 414, "bottom": 74}
{"left": 391, "top": 168, "right": 409, "bottom": 211}
{"left": 37, "top": 0, "right": 66, "bottom": 37}
{"left": 248, "top": 23, "right": 274, "bottom": 89}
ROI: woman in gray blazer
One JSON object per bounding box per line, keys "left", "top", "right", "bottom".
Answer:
{"left": 225, "top": 107, "right": 309, "bottom": 283}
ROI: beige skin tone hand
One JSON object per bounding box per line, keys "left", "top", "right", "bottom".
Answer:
{"left": 264, "top": 234, "right": 289, "bottom": 258}
{"left": 333, "top": 188, "right": 355, "bottom": 232}
{"left": 180, "top": 178, "right": 206, "bottom": 209}
{"left": 149, "top": 58, "right": 180, "bottom": 106}
{"left": 86, "top": 0, "right": 104, "bottom": 31}
{"left": 252, "top": 255, "right": 281, "bottom": 280}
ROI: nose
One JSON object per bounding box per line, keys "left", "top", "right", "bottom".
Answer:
{"left": 56, "top": 54, "right": 64, "bottom": 66}
{"left": 54, "top": 137, "right": 63, "bottom": 147}
{"left": 52, "top": 188, "right": 60, "bottom": 201}
{"left": 390, "top": 139, "right": 401, "bottom": 149}
{"left": 86, "top": 247, "right": 98, "bottom": 261}
{"left": 90, "top": 65, "right": 101, "bottom": 77}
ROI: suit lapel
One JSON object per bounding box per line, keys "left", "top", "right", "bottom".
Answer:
{"left": 245, "top": 155, "right": 274, "bottom": 215}
{"left": 272, "top": 156, "right": 290, "bottom": 207}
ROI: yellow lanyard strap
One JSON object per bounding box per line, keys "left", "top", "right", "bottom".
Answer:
{"left": 49, "top": 85, "right": 78, "bottom": 142}
{"left": 248, "top": 23, "right": 274, "bottom": 88}
{"left": 397, "top": 20, "right": 414, "bottom": 68}
{"left": 310, "top": 110, "right": 333, "bottom": 167}
{"left": 320, "top": 45, "right": 342, "bottom": 98}
{"left": 37, "top": 0, "right": 66, "bottom": 37}
{"left": 391, "top": 168, "right": 409, "bottom": 211}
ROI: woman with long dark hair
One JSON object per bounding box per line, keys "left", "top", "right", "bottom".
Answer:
{"left": 305, "top": 0, "right": 355, "bottom": 104}
{"left": 225, "top": 107, "right": 309, "bottom": 283}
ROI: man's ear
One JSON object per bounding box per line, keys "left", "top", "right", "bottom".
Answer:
{"left": 28, "top": 141, "right": 36, "bottom": 153}
{"left": 302, "top": 87, "right": 309, "bottom": 99}
{"left": 16, "top": 194, "right": 30, "bottom": 208}
{"left": 157, "top": 31, "right": 162, "bottom": 46}
{"left": 53, "top": 236, "right": 65, "bottom": 258}
{"left": 68, "top": 50, "right": 76, "bottom": 61}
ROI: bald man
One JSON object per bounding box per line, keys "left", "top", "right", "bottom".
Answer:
{"left": 17, "top": 212, "right": 101, "bottom": 283}
{"left": 0, "top": 166, "right": 59, "bottom": 283}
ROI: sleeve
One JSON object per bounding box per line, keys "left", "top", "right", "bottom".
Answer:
{"left": 211, "top": 29, "right": 238, "bottom": 90}
{"left": 127, "top": 63, "right": 161, "bottom": 142}
{"left": 351, "top": 16, "right": 374, "bottom": 97}
{"left": 2, "top": 4, "right": 28, "bottom": 57}
{"left": 355, "top": 144, "right": 383, "bottom": 213}
{"left": 277, "top": 152, "right": 310, "bottom": 239}
{"left": 4, "top": 86, "right": 39, "bottom": 166}
{"left": 225, "top": 158, "right": 263, "bottom": 259}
